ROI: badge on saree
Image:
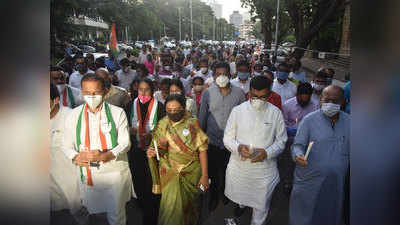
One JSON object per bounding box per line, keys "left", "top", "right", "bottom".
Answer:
{"left": 182, "top": 129, "right": 189, "bottom": 136}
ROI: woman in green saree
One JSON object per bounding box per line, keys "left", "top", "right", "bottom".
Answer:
{"left": 147, "top": 94, "right": 209, "bottom": 225}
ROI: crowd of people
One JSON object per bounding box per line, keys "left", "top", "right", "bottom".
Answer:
{"left": 50, "top": 42, "right": 350, "bottom": 225}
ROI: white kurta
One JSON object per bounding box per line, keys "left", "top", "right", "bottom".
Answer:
{"left": 50, "top": 106, "right": 82, "bottom": 213}
{"left": 223, "top": 101, "right": 287, "bottom": 211}
{"left": 62, "top": 103, "right": 133, "bottom": 224}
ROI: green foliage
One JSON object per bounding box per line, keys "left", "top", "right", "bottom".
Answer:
{"left": 51, "top": 0, "right": 234, "bottom": 42}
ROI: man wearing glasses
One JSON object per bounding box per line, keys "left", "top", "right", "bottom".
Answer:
{"left": 223, "top": 75, "right": 288, "bottom": 225}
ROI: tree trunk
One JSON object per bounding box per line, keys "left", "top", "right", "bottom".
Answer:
{"left": 262, "top": 12, "right": 272, "bottom": 49}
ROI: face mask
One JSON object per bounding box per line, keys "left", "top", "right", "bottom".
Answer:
{"left": 83, "top": 95, "right": 103, "bottom": 110}
{"left": 56, "top": 84, "right": 66, "bottom": 93}
{"left": 215, "top": 75, "right": 230, "bottom": 88}
{"left": 164, "top": 66, "right": 170, "bottom": 71}
{"left": 250, "top": 98, "right": 267, "bottom": 111}
{"left": 253, "top": 71, "right": 261, "bottom": 76}
{"left": 138, "top": 95, "right": 152, "bottom": 104}
{"left": 200, "top": 67, "right": 208, "bottom": 74}
{"left": 277, "top": 71, "right": 289, "bottom": 80}
{"left": 168, "top": 110, "right": 185, "bottom": 122}
{"left": 194, "top": 85, "right": 203, "bottom": 92}
{"left": 321, "top": 103, "right": 341, "bottom": 117}
{"left": 237, "top": 72, "right": 249, "bottom": 80}
{"left": 312, "top": 82, "right": 325, "bottom": 91}
{"left": 326, "top": 78, "right": 333, "bottom": 85}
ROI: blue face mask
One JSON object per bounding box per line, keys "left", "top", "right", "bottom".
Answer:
{"left": 237, "top": 72, "right": 249, "bottom": 80}
{"left": 277, "top": 71, "right": 289, "bottom": 80}
{"left": 326, "top": 77, "right": 333, "bottom": 85}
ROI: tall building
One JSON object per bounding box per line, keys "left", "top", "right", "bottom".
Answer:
{"left": 229, "top": 11, "right": 243, "bottom": 29}
{"left": 239, "top": 21, "right": 255, "bottom": 40}
{"left": 211, "top": 3, "right": 223, "bottom": 19}
{"left": 242, "top": 12, "right": 251, "bottom": 23}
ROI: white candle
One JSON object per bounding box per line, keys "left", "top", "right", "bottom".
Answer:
{"left": 153, "top": 140, "right": 160, "bottom": 161}
{"left": 304, "top": 141, "right": 314, "bottom": 161}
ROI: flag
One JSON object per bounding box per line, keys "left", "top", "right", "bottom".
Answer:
{"left": 109, "top": 23, "right": 119, "bottom": 57}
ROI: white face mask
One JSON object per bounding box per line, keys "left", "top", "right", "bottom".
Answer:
{"left": 193, "top": 85, "right": 203, "bottom": 92}
{"left": 321, "top": 103, "right": 340, "bottom": 117}
{"left": 200, "top": 67, "right": 208, "bottom": 74}
{"left": 312, "top": 81, "right": 325, "bottom": 91}
{"left": 250, "top": 98, "right": 267, "bottom": 111}
{"left": 215, "top": 75, "right": 230, "bottom": 88}
{"left": 164, "top": 66, "right": 170, "bottom": 71}
{"left": 56, "top": 84, "right": 66, "bottom": 93}
{"left": 83, "top": 95, "right": 103, "bottom": 110}
{"left": 253, "top": 71, "right": 261, "bottom": 76}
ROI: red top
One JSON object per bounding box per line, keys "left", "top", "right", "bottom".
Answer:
{"left": 267, "top": 91, "right": 282, "bottom": 110}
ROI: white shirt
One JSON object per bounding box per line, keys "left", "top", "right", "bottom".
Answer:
{"left": 231, "top": 77, "right": 250, "bottom": 94}
{"left": 271, "top": 78, "right": 297, "bottom": 104}
{"left": 230, "top": 62, "right": 236, "bottom": 75}
{"left": 138, "top": 52, "right": 147, "bottom": 64}
{"left": 154, "top": 91, "right": 167, "bottom": 104}
{"left": 223, "top": 101, "right": 287, "bottom": 211}
{"left": 115, "top": 68, "right": 136, "bottom": 91}
{"left": 68, "top": 69, "right": 94, "bottom": 89}
{"left": 50, "top": 106, "right": 81, "bottom": 213}
{"left": 62, "top": 103, "right": 133, "bottom": 214}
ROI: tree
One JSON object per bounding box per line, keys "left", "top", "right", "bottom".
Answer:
{"left": 241, "top": 0, "right": 346, "bottom": 59}
{"left": 285, "top": 0, "right": 346, "bottom": 59}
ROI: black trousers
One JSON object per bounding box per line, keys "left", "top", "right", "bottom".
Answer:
{"left": 207, "top": 144, "right": 231, "bottom": 206}
{"left": 129, "top": 144, "right": 160, "bottom": 225}
{"left": 277, "top": 137, "right": 296, "bottom": 190}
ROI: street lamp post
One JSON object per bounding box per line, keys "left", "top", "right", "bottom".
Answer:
{"left": 178, "top": 7, "right": 182, "bottom": 41}
{"left": 274, "top": 0, "right": 280, "bottom": 58}
{"left": 190, "top": 0, "right": 193, "bottom": 40}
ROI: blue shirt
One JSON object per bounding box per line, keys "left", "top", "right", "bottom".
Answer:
{"left": 105, "top": 57, "right": 120, "bottom": 71}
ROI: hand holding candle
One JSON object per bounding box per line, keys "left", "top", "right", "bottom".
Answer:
{"left": 304, "top": 141, "right": 314, "bottom": 161}
{"left": 153, "top": 140, "right": 160, "bottom": 161}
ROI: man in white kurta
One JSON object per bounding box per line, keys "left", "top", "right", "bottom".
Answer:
{"left": 50, "top": 84, "right": 84, "bottom": 222}
{"left": 223, "top": 76, "right": 287, "bottom": 225}
{"left": 62, "top": 74, "right": 132, "bottom": 225}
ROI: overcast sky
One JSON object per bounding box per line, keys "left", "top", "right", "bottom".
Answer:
{"left": 201, "top": 0, "right": 251, "bottom": 21}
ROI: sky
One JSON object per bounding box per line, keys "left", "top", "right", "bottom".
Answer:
{"left": 201, "top": 0, "right": 251, "bottom": 21}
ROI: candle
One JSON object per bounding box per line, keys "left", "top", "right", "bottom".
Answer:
{"left": 154, "top": 140, "right": 160, "bottom": 161}
{"left": 304, "top": 141, "right": 314, "bottom": 161}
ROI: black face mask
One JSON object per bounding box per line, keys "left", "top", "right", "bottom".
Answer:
{"left": 167, "top": 110, "right": 185, "bottom": 122}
